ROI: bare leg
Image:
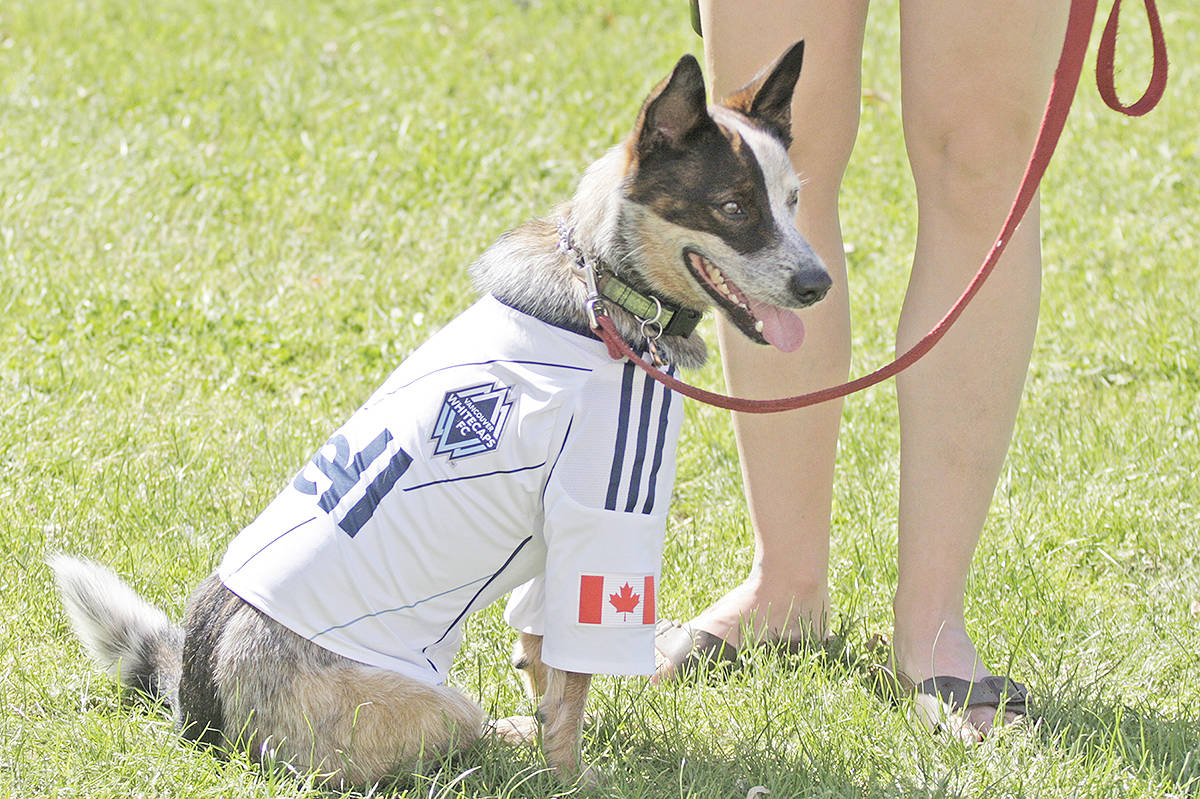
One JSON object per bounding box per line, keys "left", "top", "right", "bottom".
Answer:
{"left": 892, "top": 0, "right": 1068, "bottom": 737}
{"left": 656, "top": 0, "right": 866, "bottom": 672}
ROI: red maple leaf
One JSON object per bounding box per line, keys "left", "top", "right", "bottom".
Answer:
{"left": 608, "top": 582, "right": 640, "bottom": 619}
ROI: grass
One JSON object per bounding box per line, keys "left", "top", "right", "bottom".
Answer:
{"left": 2, "top": 0, "right": 1197, "bottom": 796}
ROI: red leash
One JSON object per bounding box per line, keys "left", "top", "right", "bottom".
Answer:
{"left": 595, "top": 0, "right": 1167, "bottom": 414}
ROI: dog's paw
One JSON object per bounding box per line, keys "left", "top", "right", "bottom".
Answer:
{"left": 489, "top": 714, "right": 539, "bottom": 745}
{"left": 543, "top": 760, "right": 603, "bottom": 790}
{"left": 573, "top": 763, "right": 603, "bottom": 791}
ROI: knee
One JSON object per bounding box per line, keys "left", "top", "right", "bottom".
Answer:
{"left": 786, "top": 61, "right": 862, "bottom": 188}
{"left": 791, "top": 108, "right": 860, "bottom": 201}
{"left": 905, "top": 109, "right": 1042, "bottom": 230}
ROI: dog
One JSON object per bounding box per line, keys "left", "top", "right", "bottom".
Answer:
{"left": 50, "top": 41, "right": 828, "bottom": 789}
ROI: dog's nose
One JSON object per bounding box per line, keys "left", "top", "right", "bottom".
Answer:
{"left": 789, "top": 269, "right": 832, "bottom": 307}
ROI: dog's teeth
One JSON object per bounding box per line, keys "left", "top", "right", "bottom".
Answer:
{"left": 755, "top": 320, "right": 764, "bottom": 333}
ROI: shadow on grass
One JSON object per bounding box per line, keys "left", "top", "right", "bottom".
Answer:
{"left": 443, "top": 732, "right": 976, "bottom": 799}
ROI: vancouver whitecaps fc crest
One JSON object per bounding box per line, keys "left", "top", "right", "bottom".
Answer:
{"left": 431, "top": 382, "right": 514, "bottom": 460}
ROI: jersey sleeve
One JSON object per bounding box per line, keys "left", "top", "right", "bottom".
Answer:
{"left": 504, "top": 576, "right": 546, "bottom": 636}
{"left": 507, "top": 362, "right": 682, "bottom": 676}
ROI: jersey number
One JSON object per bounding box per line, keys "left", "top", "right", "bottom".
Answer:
{"left": 293, "top": 431, "right": 413, "bottom": 538}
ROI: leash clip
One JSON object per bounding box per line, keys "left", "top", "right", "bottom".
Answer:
{"left": 584, "top": 294, "right": 605, "bottom": 330}
{"left": 580, "top": 253, "right": 607, "bottom": 331}
{"left": 559, "top": 218, "right": 608, "bottom": 329}
{"left": 638, "top": 295, "right": 667, "bottom": 367}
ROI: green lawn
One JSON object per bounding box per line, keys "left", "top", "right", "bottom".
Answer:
{"left": 2, "top": 1, "right": 1197, "bottom": 797}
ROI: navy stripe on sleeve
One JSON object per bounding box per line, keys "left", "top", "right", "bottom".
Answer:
{"left": 641, "top": 376, "right": 675, "bottom": 515}
{"left": 604, "top": 361, "right": 637, "bottom": 510}
{"left": 623, "top": 371, "right": 658, "bottom": 513}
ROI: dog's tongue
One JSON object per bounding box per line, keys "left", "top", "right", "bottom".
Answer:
{"left": 748, "top": 297, "right": 806, "bottom": 352}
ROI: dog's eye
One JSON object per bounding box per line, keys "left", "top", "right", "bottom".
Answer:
{"left": 786, "top": 188, "right": 800, "bottom": 209}
{"left": 718, "top": 200, "right": 745, "bottom": 219}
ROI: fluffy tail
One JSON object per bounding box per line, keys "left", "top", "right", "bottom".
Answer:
{"left": 48, "top": 554, "right": 184, "bottom": 705}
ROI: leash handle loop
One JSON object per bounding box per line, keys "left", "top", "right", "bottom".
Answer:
{"left": 1096, "top": 0, "right": 1169, "bottom": 116}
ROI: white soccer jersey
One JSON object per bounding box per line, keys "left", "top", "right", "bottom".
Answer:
{"left": 219, "top": 295, "right": 683, "bottom": 685}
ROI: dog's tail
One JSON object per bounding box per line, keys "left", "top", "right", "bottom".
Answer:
{"left": 48, "top": 554, "right": 184, "bottom": 705}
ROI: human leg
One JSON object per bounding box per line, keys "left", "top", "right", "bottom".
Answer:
{"left": 891, "top": 0, "right": 1068, "bottom": 737}
{"left": 656, "top": 0, "right": 866, "bottom": 677}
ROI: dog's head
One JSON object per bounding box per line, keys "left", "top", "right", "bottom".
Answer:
{"left": 619, "top": 42, "right": 828, "bottom": 352}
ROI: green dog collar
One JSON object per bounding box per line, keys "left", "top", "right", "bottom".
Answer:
{"left": 595, "top": 271, "right": 703, "bottom": 338}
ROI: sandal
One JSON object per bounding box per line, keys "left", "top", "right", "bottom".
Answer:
{"left": 872, "top": 663, "right": 1030, "bottom": 739}
{"left": 654, "top": 618, "right": 816, "bottom": 680}
{"left": 653, "top": 619, "right": 739, "bottom": 678}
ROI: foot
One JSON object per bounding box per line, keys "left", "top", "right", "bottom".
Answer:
{"left": 652, "top": 577, "right": 830, "bottom": 683}
{"left": 489, "top": 715, "right": 538, "bottom": 745}
{"left": 890, "top": 625, "right": 1026, "bottom": 740}
{"left": 491, "top": 717, "right": 601, "bottom": 788}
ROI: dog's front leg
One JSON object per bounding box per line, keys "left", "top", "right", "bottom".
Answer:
{"left": 511, "top": 631, "right": 549, "bottom": 698}
{"left": 490, "top": 632, "right": 549, "bottom": 745}
{"left": 538, "top": 666, "right": 592, "bottom": 781}
{"left": 507, "top": 633, "right": 593, "bottom": 782}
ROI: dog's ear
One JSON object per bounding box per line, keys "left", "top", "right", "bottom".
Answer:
{"left": 632, "top": 54, "right": 712, "bottom": 160}
{"left": 723, "top": 40, "right": 805, "bottom": 147}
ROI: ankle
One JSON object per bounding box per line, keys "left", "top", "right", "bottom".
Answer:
{"left": 694, "top": 576, "right": 831, "bottom": 643}
{"left": 889, "top": 622, "right": 989, "bottom": 683}
{"left": 766, "top": 580, "right": 831, "bottom": 639}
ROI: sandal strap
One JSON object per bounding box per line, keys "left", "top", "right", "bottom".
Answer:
{"left": 689, "top": 629, "right": 740, "bottom": 664}
{"left": 653, "top": 620, "right": 740, "bottom": 674}
{"left": 914, "top": 674, "right": 1029, "bottom": 713}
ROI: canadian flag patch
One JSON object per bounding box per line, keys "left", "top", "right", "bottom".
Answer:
{"left": 577, "top": 573, "right": 655, "bottom": 626}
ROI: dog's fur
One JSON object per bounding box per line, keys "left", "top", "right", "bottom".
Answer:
{"left": 50, "top": 43, "right": 827, "bottom": 790}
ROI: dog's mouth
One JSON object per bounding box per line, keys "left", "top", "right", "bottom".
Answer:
{"left": 684, "top": 250, "right": 806, "bottom": 352}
